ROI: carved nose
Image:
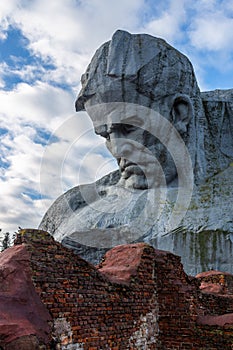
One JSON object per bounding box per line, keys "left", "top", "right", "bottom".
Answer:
{"left": 109, "top": 135, "right": 134, "bottom": 158}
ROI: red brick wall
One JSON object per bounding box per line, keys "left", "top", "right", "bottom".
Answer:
{"left": 15, "top": 229, "right": 233, "bottom": 349}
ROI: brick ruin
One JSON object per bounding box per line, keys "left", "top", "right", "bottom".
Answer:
{"left": 0, "top": 229, "right": 233, "bottom": 349}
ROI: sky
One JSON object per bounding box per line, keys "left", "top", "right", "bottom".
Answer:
{"left": 0, "top": 0, "right": 233, "bottom": 235}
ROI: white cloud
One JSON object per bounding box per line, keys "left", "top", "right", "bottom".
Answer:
{"left": 189, "top": 11, "right": 233, "bottom": 51}
{"left": 0, "top": 0, "right": 17, "bottom": 36}
{"left": 1, "top": 0, "right": 145, "bottom": 88}
{"left": 0, "top": 82, "right": 75, "bottom": 129}
{"left": 0, "top": 105, "right": 117, "bottom": 233}
{"left": 0, "top": 175, "right": 50, "bottom": 232}
{"left": 0, "top": 133, "right": 46, "bottom": 232}
{"left": 0, "top": 67, "right": 118, "bottom": 234}
{"left": 39, "top": 113, "right": 117, "bottom": 198}
{"left": 0, "top": 81, "right": 84, "bottom": 232}
{"left": 143, "top": 0, "right": 187, "bottom": 43}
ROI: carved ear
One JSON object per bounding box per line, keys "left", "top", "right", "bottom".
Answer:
{"left": 171, "top": 95, "right": 193, "bottom": 135}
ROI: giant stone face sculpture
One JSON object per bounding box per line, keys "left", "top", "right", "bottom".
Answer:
{"left": 39, "top": 30, "right": 233, "bottom": 275}
{"left": 76, "top": 30, "right": 205, "bottom": 187}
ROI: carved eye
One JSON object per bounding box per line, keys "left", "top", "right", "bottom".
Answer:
{"left": 110, "top": 123, "right": 137, "bottom": 135}
{"left": 121, "top": 124, "right": 137, "bottom": 134}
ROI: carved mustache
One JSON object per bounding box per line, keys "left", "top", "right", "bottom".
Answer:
{"left": 119, "top": 160, "right": 148, "bottom": 176}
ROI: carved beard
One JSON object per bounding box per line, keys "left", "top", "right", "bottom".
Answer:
{"left": 117, "top": 160, "right": 148, "bottom": 189}
{"left": 117, "top": 147, "right": 177, "bottom": 189}
{"left": 107, "top": 128, "right": 179, "bottom": 189}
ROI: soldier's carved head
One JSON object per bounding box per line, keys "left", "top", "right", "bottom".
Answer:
{"left": 76, "top": 30, "right": 205, "bottom": 189}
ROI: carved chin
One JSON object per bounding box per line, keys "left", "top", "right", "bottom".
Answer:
{"left": 119, "top": 165, "right": 148, "bottom": 189}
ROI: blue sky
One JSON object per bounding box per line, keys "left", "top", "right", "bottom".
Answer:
{"left": 0, "top": 0, "right": 233, "bottom": 234}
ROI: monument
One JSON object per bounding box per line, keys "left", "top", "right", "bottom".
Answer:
{"left": 39, "top": 30, "right": 233, "bottom": 275}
